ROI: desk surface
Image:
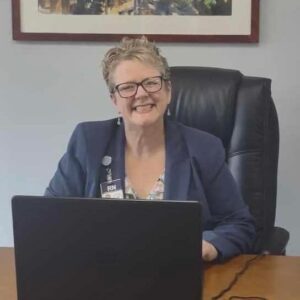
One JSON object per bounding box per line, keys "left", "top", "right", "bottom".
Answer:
{"left": 1, "top": 247, "right": 299, "bottom": 300}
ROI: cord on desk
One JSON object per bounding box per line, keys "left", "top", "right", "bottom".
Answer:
{"left": 210, "top": 254, "right": 268, "bottom": 300}
{"left": 229, "top": 297, "right": 268, "bottom": 300}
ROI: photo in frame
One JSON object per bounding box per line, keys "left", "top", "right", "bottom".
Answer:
{"left": 12, "top": 0, "right": 259, "bottom": 42}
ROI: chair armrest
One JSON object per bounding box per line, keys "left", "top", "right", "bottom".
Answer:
{"left": 261, "top": 227, "right": 290, "bottom": 255}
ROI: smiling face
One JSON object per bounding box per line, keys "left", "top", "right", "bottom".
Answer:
{"left": 110, "top": 59, "right": 171, "bottom": 129}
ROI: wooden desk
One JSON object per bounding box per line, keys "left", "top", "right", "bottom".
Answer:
{"left": 0, "top": 248, "right": 17, "bottom": 300}
{"left": 1, "top": 247, "right": 299, "bottom": 300}
{"left": 203, "top": 254, "right": 300, "bottom": 300}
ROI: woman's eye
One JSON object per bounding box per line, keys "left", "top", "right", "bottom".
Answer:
{"left": 119, "top": 84, "right": 135, "bottom": 91}
{"left": 145, "top": 80, "right": 159, "bottom": 86}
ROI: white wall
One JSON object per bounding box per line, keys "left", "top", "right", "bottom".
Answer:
{"left": 1, "top": 1, "right": 299, "bottom": 254}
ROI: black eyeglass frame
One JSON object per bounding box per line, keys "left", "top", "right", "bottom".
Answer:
{"left": 110, "top": 75, "right": 169, "bottom": 98}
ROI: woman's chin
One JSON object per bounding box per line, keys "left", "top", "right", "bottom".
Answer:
{"left": 127, "top": 112, "right": 163, "bottom": 128}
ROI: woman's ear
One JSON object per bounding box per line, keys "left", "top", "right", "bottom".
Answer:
{"left": 110, "top": 93, "right": 117, "bottom": 106}
{"left": 166, "top": 79, "right": 172, "bottom": 90}
{"left": 166, "top": 81, "right": 172, "bottom": 105}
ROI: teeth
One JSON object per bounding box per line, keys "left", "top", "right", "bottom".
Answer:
{"left": 135, "top": 104, "right": 153, "bottom": 113}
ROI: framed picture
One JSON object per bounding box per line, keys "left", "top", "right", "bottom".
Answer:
{"left": 12, "top": 0, "right": 259, "bottom": 42}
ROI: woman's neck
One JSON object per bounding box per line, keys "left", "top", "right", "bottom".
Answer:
{"left": 124, "top": 120, "right": 165, "bottom": 158}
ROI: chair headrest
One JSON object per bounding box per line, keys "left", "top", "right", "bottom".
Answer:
{"left": 169, "top": 66, "right": 242, "bottom": 147}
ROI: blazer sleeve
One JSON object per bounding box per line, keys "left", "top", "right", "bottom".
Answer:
{"left": 194, "top": 138, "right": 256, "bottom": 261}
{"left": 44, "top": 124, "right": 86, "bottom": 197}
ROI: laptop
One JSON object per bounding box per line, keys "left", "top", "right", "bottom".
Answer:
{"left": 12, "top": 195, "right": 202, "bottom": 300}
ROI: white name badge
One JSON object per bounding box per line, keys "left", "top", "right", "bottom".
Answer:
{"left": 100, "top": 179, "right": 124, "bottom": 199}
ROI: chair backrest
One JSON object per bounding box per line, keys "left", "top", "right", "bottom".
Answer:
{"left": 169, "top": 66, "right": 279, "bottom": 252}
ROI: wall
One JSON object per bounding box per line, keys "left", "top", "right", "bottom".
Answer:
{"left": 1, "top": 0, "right": 299, "bottom": 254}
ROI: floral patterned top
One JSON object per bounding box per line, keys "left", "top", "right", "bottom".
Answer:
{"left": 124, "top": 173, "right": 165, "bottom": 200}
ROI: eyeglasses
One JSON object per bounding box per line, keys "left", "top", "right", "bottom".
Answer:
{"left": 111, "top": 76, "right": 167, "bottom": 98}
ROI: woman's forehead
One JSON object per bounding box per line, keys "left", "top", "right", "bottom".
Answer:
{"left": 112, "top": 59, "right": 161, "bottom": 83}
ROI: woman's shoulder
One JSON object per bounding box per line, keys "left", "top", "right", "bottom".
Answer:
{"left": 168, "top": 120, "right": 226, "bottom": 179}
{"left": 67, "top": 118, "right": 118, "bottom": 150}
{"left": 76, "top": 118, "right": 117, "bottom": 131}
{"left": 169, "top": 119, "right": 222, "bottom": 149}
{"left": 72, "top": 118, "right": 117, "bottom": 138}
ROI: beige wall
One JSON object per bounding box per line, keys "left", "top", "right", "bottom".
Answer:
{"left": 1, "top": 0, "right": 299, "bottom": 254}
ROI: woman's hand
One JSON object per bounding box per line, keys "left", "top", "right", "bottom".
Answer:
{"left": 202, "top": 240, "right": 218, "bottom": 262}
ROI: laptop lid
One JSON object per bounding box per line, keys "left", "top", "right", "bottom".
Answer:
{"left": 12, "top": 195, "right": 202, "bottom": 300}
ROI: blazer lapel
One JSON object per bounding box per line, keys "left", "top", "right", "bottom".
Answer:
{"left": 164, "top": 120, "right": 191, "bottom": 201}
{"left": 99, "top": 122, "right": 126, "bottom": 192}
{"left": 99, "top": 120, "right": 192, "bottom": 200}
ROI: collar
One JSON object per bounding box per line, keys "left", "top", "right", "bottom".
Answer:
{"left": 103, "top": 119, "right": 191, "bottom": 200}
{"left": 164, "top": 120, "right": 191, "bottom": 200}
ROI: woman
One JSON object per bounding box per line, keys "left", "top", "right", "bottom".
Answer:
{"left": 45, "top": 36, "right": 255, "bottom": 262}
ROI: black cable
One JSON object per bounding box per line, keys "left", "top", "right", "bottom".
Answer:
{"left": 210, "top": 254, "right": 267, "bottom": 300}
{"left": 229, "top": 297, "right": 268, "bottom": 300}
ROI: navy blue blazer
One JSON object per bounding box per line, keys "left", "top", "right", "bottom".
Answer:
{"left": 45, "top": 118, "right": 256, "bottom": 260}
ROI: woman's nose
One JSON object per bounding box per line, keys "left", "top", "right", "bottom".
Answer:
{"left": 135, "top": 84, "right": 148, "bottom": 97}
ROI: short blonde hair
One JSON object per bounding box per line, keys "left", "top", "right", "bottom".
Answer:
{"left": 102, "top": 36, "right": 170, "bottom": 91}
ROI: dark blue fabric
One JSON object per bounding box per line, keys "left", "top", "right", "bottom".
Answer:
{"left": 45, "top": 118, "right": 256, "bottom": 261}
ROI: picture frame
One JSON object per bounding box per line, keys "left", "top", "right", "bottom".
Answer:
{"left": 12, "top": 0, "right": 259, "bottom": 43}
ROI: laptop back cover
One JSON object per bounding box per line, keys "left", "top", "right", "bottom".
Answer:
{"left": 12, "top": 195, "right": 202, "bottom": 300}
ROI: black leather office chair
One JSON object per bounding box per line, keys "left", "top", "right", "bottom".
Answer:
{"left": 169, "top": 66, "right": 289, "bottom": 255}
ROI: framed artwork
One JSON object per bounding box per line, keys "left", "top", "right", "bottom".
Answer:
{"left": 12, "top": 0, "right": 259, "bottom": 42}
